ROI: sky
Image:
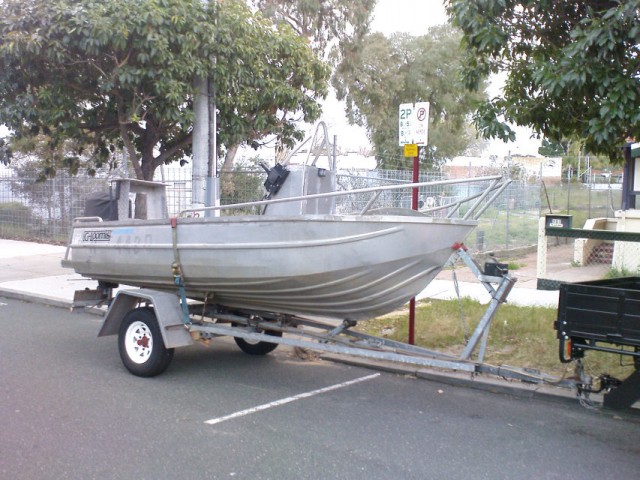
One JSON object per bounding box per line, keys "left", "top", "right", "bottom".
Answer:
{"left": 320, "top": 0, "right": 541, "bottom": 158}
{"left": 371, "top": 0, "right": 448, "bottom": 36}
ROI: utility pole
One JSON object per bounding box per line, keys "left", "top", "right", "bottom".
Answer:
{"left": 192, "top": 0, "right": 219, "bottom": 214}
{"left": 192, "top": 76, "right": 209, "bottom": 211}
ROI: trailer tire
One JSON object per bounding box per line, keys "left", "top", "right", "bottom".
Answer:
{"left": 118, "top": 307, "right": 174, "bottom": 377}
{"left": 234, "top": 330, "right": 282, "bottom": 355}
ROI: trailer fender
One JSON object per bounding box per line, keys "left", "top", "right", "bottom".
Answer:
{"left": 98, "top": 289, "right": 193, "bottom": 348}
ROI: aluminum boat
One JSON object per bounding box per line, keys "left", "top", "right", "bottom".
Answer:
{"left": 63, "top": 162, "right": 507, "bottom": 320}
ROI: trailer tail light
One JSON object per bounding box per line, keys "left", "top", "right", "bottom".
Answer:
{"left": 565, "top": 339, "right": 572, "bottom": 360}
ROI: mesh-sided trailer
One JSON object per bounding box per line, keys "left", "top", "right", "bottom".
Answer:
{"left": 556, "top": 277, "right": 640, "bottom": 409}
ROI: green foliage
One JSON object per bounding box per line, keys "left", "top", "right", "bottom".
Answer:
{"left": 220, "top": 157, "right": 266, "bottom": 210}
{"left": 0, "top": 202, "right": 33, "bottom": 227}
{"left": 605, "top": 267, "right": 639, "bottom": 279}
{"left": 9, "top": 134, "right": 99, "bottom": 180}
{"left": 0, "top": 201, "right": 37, "bottom": 239}
{"left": 214, "top": 1, "right": 329, "bottom": 154}
{"left": 538, "top": 139, "right": 567, "bottom": 158}
{"left": 333, "top": 25, "right": 487, "bottom": 169}
{"left": 0, "top": 0, "right": 329, "bottom": 180}
{"left": 251, "top": 0, "right": 375, "bottom": 63}
{"left": 0, "top": 138, "right": 11, "bottom": 165}
{"left": 447, "top": 0, "right": 640, "bottom": 163}
{"left": 251, "top": 0, "right": 375, "bottom": 137}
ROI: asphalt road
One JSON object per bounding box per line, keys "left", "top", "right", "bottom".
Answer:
{"left": 2, "top": 298, "right": 639, "bottom": 480}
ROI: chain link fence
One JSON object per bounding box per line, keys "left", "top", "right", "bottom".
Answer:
{"left": 535, "top": 180, "right": 633, "bottom": 288}
{"left": 538, "top": 213, "right": 640, "bottom": 290}
{"left": 0, "top": 170, "right": 113, "bottom": 243}
{"left": 0, "top": 164, "right": 633, "bottom": 279}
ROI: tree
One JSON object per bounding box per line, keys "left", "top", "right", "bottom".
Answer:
{"left": 0, "top": 0, "right": 328, "bottom": 185}
{"left": 0, "top": 138, "right": 10, "bottom": 166}
{"left": 249, "top": 0, "right": 375, "bottom": 62}
{"left": 250, "top": 0, "right": 375, "bottom": 158}
{"left": 538, "top": 139, "right": 568, "bottom": 157}
{"left": 9, "top": 133, "right": 89, "bottom": 180}
{"left": 447, "top": 0, "right": 640, "bottom": 162}
{"left": 332, "top": 26, "right": 487, "bottom": 169}
{"left": 7, "top": 134, "right": 113, "bottom": 231}
{"left": 214, "top": 0, "right": 329, "bottom": 175}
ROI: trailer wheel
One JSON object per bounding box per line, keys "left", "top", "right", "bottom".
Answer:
{"left": 118, "top": 307, "right": 174, "bottom": 377}
{"left": 234, "top": 329, "right": 282, "bottom": 355}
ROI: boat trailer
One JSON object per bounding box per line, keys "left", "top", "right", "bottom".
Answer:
{"left": 76, "top": 245, "right": 596, "bottom": 403}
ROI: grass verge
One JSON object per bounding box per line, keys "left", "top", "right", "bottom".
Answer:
{"left": 359, "top": 298, "right": 636, "bottom": 381}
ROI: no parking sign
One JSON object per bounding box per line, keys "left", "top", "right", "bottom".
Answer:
{"left": 398, "top": 102, "right": 429, "bottom": 146}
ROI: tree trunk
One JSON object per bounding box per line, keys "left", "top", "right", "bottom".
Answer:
{"left": 220, "top": 144, "right": 239, "bottom": 198}
{"left": 133, "top": 151, "right": 157, "bottom": 220}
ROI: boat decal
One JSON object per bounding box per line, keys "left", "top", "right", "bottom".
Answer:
{"left": 112, "top": 227, "right": 135, "bottom": 235}
{"left": 81, "top": 230, "right": 112, "bottom": 243}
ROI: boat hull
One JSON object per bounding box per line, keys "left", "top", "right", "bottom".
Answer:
{"left": 64, "top": 214, "right": 476, "bottom": 320}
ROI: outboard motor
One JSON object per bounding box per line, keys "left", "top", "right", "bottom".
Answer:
{"left": 261, "top": 163, "right": 336, "bottom": 216}
{"left": 261, "top": 163, "right": 290, "bottom": 199}
{"left": 84, "top": 191, "right": 118, "bottom": 221}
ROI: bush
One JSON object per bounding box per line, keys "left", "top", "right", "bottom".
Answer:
{"left": 0, "top": 202, "right": 34, "bottom": 226}
{"left": 0, "top": 202, "right": 36, "bottom": 239}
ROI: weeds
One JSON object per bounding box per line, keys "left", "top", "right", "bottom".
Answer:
{"left": 361, "top": 298, "right": 635, "bottom": 380}
{"left": 605, "top": 267, "right": 639, "bottom": 278}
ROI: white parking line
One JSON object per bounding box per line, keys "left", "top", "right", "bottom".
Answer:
{"left": 204, "top": 373, "right": 381, "bottom": 426}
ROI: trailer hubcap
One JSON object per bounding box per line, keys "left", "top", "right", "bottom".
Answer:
{"left": 124, "top": 321, "right": 153, "bottom": 364}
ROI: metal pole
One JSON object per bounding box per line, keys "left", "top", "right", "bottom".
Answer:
{"left": 193, "top": 0, "right": 216, "bottom": 213}
{"left": 412, "top": 153, "right": 419, "bottom": 209}
{"left": 206, "top": 81, "right": 219, "bottom": 216}
{"left": 578, "top": 150, "right": 581, "bottom": 183}
{"left": 205, "top": 1, "right": 220, "bottom": 215}
{"left": 332, "top": 135, "right": 337, "bottom": 171}
{"left": 409, "top": 149, "right": 420, "bottom": 345}
{"left": 192, "top": 76, "right": 209, "bottom": 211}
{"left": 567, "top": 165, "right": 571, "bottom": 215}
{"left": 505, "top": 186, "right": 510, "bottom": 250}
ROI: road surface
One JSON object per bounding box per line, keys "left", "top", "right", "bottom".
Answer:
{"left": 1, "top": 298, "right": 639, "bottom": 479}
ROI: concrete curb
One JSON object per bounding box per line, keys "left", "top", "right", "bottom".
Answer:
{"left": 0, "top": 287, "right": 73, "bottom": 310}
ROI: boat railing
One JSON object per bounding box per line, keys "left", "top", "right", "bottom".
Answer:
{"left": 70, "top": 216, "right": 104, "bottom": 223}
{"left": 283, "top": 121, "right": 335, "bottom": 171}
{"left": 180, "top": 175, "right": 510, "bottom": 221}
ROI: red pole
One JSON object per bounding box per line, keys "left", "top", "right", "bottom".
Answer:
{"left": 409, "top": 298, "right": 416, "bottom": 345}
{"left": 408, "top": 150, "right": 420, "bottom": 345}
{"left": 412, "top": 153, "right": 420, "bottom": 209}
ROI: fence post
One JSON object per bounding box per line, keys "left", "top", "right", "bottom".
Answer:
{"left": 505, "top": 186, "right": 510, "bottom": 250}
{"left": 536, "top": 217, "right": 547, "bottom": 281}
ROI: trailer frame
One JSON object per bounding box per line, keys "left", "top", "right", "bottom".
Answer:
{"left": 84, "top": 246, "right": 583, "bottom": 392}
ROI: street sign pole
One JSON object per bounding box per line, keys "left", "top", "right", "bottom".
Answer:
{"left": 412, "top": 149, "right": 420, "bottom": 210}
{"left": 408, "top": 146, "right": 420, "bottom": 345}
{"left": 399, "top": 102, "right": 429, "bottom": 346}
